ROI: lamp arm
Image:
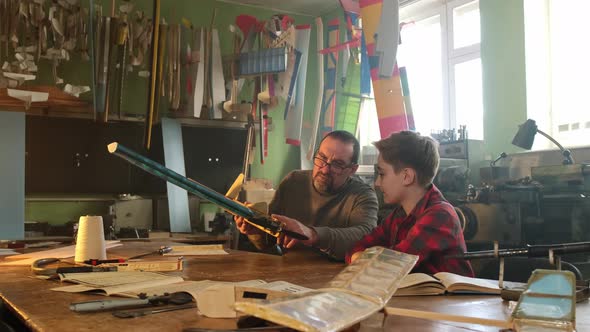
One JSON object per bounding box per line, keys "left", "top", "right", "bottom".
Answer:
{"left": 535, "top": 128, "right": 565, "bottom": 151}
{"left": 536, "top": 128, "right": 575, "bottom": 164}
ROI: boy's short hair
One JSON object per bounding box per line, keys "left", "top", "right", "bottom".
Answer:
{"left": 373, "top": 131, "right": 440, "bottom": 187}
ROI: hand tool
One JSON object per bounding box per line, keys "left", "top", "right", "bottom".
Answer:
{"left": 113, "top": 303, "right": 196, "bottom": 318}
{"left": 71, "top": 291, "right": 193, "bottom": 313}
{"left": 128, "top": 245, "right": 172, "bottom": 259}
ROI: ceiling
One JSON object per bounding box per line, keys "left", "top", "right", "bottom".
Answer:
{"left": 216, "top": 0, "right": 341, "bottom": 17}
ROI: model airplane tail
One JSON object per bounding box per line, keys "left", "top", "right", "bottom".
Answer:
{"left": 107, "top": 142, "right": 307, "bottom": 240}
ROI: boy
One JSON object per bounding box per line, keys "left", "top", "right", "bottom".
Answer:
{"left": 346, "top": 131, "right": 473, "bottom": 276}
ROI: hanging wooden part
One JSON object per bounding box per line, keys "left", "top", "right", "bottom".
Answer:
{"left": 171, "top": 24, "right": 181, "bottom": 111}
{"left": 236, "top": 14, "right": 260, "bottom": 50}
{"left": 193, "top": 28, "right": 204, "bottom": 118}
{"left": 360, "top": 32, "right": 371, "bottom": 95}
{"left": 338, "top": 0, "right": 363, "bottom": 86}
{"left": 95, "top": 16, "right": 114, "bottom": 122}
{"left": 375, "top": 0, "right": 399, "bottom": 78}
{"left": 223, "top": 24, "right": 241, "bottom": 113}
{"left": 399, "top": 66, "right": 415, "bottom": 131}
{"left": 319, "top": 18, "right": 339, "bottom": 138}
{"left": 154, "top": 23, "right": 167, "bottom": 121}
{"left": 306, "top": 17, "right": 324, "bottom": 161}
{"left": 166, "top": 24, "right": 174, "bottom": 104}
{"left": 210, "top": 28, "right": 225, "bottom": 119}
{"left": 113, "top": 20, "right": 129, "bottom": 119}
{"left": 359, "top": 0, "right": 407, "bottom": 138}
{"left": 284, "top": 24, "right": 310, "bottom": 146}
{"left": 143, "top": 0, "right": 160, "bottom": 150}
{"left": 89, "top": 0, "right": 97, "bottom": 118}
{"left": 335, "top": 58, "right": 363, "bottom": 135}
{"left": 181, "top": 21, "right": 196, "bottom": 115}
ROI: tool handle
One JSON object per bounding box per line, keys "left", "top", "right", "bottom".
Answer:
{"left": 56, "top": 266, "right": 96, "bottom": 273}
{"left": 84, "top": 258, "right": 126, "bottom": 265}
{"left": 70, "top": 298, "right": 150, "bottom": 312}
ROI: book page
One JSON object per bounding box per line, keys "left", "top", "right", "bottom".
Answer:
{"left": 394, "top": 273, "right": 445, "bottom": 296}
{"left": 394, "top": 286, "right": 446, "bottom": 296}
{"left": 398, "top": 273, "right": 442, "bottom": 289}
{"left": 434, "top": 272, "right": 500, "bottom": 294}
{"left": 163, "top": 244, "right": 228, "bottom": 256}
{"left": 51, "top": 271, "right": 184, "bottom": 296}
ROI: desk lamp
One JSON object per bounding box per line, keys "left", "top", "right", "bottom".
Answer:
{"left": 511, "top": 119, "right": 575, "bottom": 165}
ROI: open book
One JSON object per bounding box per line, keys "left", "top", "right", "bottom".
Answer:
{"left": 235, "top": 247, "right": 419, "bottom": 332}
{"left": 394, "top": 272, "right": 501, "bottom": 296}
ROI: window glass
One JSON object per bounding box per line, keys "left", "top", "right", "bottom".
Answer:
{"left": 453, "top": 58, "right": 483, "bottom": 140}
{"left": 398, "top": 15, "right": 445, "bottom": 136}
{"left": 452, "top": 0, "right": 481, "bottom": 49}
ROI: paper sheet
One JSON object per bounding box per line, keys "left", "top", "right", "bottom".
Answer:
{"left": 163, "top": 244, "right": 228, "bottom": 256}
{"left": 51, "top": 271, "right": 184, "bottom": 297}
{"left": 0, "top": 249, "right": 18, "bottom": 256}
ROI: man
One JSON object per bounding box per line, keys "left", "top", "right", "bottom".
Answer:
{"left": 236, "top": 130, "right": 378, "bottom": 260}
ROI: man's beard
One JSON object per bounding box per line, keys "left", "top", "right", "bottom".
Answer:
{"left": 313, "top": 173, "right": 334, "bottom": 193}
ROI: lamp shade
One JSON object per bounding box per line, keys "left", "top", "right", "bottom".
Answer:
{"left": 512, "top": 119, "right": 538, "bottom": 150}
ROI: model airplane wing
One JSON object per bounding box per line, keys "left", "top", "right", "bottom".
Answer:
{"left": 108, "top": 142, "right": 306, "bottom": 240}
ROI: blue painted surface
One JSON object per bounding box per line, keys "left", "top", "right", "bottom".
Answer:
{"left": 0, "top": 112, "right": 25, "bottom": 239}
{"left": 161, "top": 118, "right": 191, "bottom": 233}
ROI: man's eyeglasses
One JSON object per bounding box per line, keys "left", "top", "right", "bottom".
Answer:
{"left": 313, "top": 155, "right": 354, "bottom": 175}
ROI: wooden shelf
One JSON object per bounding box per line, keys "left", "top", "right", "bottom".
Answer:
{"left": 1, "top": 87, "right": 248, "bottom": 130}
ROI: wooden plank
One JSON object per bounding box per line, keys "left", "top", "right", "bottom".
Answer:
{"left": 306, "top": 17, "right": 324, "bottom": 160}
{"left": 210, "top": 29, "right": 225, "bottom": 119}
{"left": 193, "top": 28, "right": 205, "bottom": 118}
{"left": 385, "top": 307, "right": 513, "bottom": 329}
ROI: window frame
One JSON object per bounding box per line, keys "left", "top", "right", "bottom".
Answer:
{"left": 399, "top": 0, "right": 482, "bottom": 135}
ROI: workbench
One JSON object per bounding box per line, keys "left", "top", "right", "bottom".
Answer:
{"left": 1, "top": 241, "right": 589, "bottom": 331}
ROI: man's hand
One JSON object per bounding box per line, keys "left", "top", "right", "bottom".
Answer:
{"left": 273, "top": 214, "right": 318, "bottom": 249}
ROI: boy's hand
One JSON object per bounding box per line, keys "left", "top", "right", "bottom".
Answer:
{"left": 273, "top": 214, "right": 318, "bottom": 249}
{"left": 234, "top": 215, "right": 265, "bottom": 236}
{"left": 233, "top": 202, "right": 264, "bottom": 236}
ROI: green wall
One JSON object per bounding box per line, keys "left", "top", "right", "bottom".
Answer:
{"left": 90, "top": 0, "right": 319, "bottom": 188}
{"left": 25, "top": 201, "right": 111, "bottom": 225}
{"left": 19, "top": 0, "right": 321, "bottom": 226}
{"left": 480, "top": 0, "right": 527, "bottom": 158}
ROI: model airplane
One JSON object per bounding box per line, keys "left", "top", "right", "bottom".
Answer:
{"left": 107, "top": 142, "right": 307, "bottom": 241}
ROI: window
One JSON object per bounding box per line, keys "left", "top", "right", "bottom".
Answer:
{"left": 357, "top": 0, "right": 482, "bottom": 164}
{"left": 524, "top": 0, "right": 590, "bottom": 150}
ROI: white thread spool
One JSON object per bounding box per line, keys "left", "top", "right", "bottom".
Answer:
{"left": 75, "top": 216, "right": 107, "bottom": 262}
